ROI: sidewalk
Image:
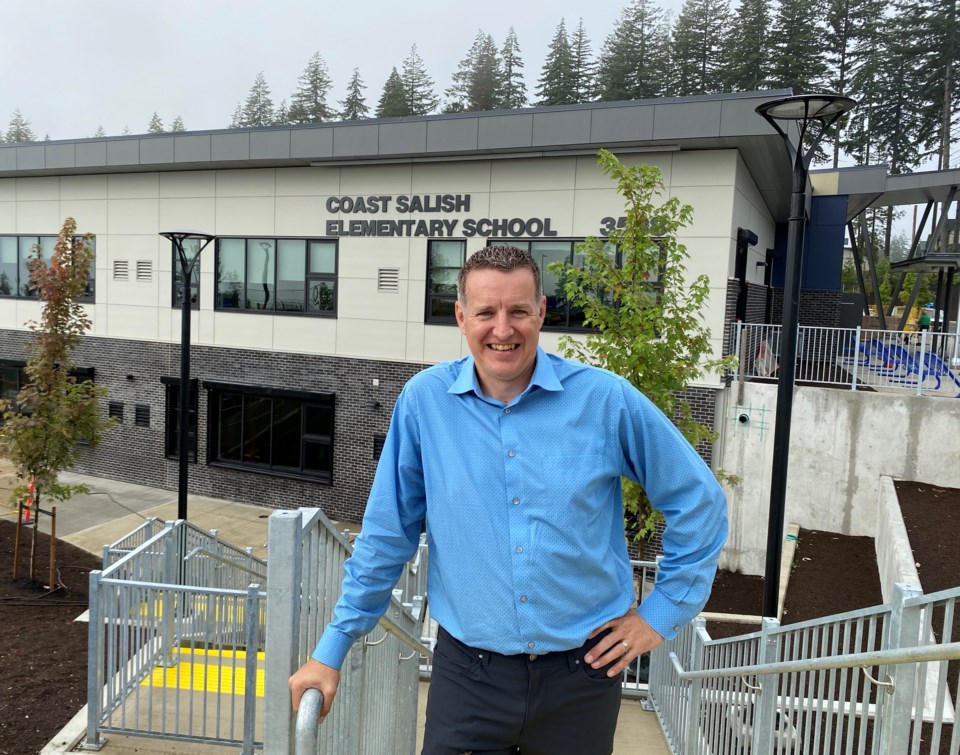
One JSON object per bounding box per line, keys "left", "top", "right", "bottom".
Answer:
{"left": 0, "top": 460, "right": 670, "bottom": 754}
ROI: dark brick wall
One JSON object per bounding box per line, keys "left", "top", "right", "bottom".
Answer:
{"left": 769, "top": 288, "right": 843, "bottom": 328}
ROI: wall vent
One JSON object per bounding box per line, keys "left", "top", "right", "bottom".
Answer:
{"left": 113, "top": 260, "right": 129, "bottom": 281}
{"left": 108, "top": 401, "right": 124, "bottom": 421}
{"left": 378, "top": 268, "right": 400, "bottom": 293}
{"left": 136, "top": 260, "right": 152, "bottom": 282}
{"left": 134, "top": 404, "right": 150, "bottom": 428}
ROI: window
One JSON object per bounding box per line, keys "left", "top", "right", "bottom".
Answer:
{"left": 425, "top": 239, "right": 466, "bottom": 323}
{"left": 171, "top": 239, "right": 200, "bottom": 309}
{"left": 163, "top": 378, "right": 198, "bottom": 462}
{"left": 206, "top": 382, "right": 335, "bottom": 482}
{"left": 0, "top": 235, "right": 95, "bottom": 302}
{"left": 0, "top": 361, "right": 25, "bottom": 408}
{"left": 214, "top": 237, "right": 337, "bottom": 315}
{"left": 373, "top": 434, "right": 386, "bottom": 461}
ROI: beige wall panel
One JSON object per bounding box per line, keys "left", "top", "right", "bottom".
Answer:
{"left": 106, "top": 273, "right": 158, "bottom": 308}
{"left": 0, "top": 202, "right": 15, "bottom": 231}
{"left": 108, "top": 173, "right": 160, "bottom": 199}
{"left": 487, "top": 191, "right": 576, "bottom": 237}
{"left": 62, "top": 199, "right": 108, "bottom": 233}
{"left": 107, "top": 199, "right": 160, "bottom": 235}
{"left": 15, "top": 177, "right": 59, "bottom": 201}
{"left": 196, "top": 310, "right": 215, "bottom": 346}
{"left": 336, "top": 317, "right": 407, "bottom": 361}
{"left": 410, "top": 161, "right": 493, "bottom": 194}
{"left": 674, "top": 186, "right": 735, "bottom": 239}
{"left": 157, "top": 307, "right": 173, "bottom": 342}
{"left": 734, "top": 155, "right": 768, "bottom": 211}
{"left": 619, "top": 152, "right": 676, "bottom": 184}
{"left": 212, "top": 311, "right": 275, "bottom": 349}
{"left": 276, "top": 167, "right": 341, "bottom": 196}
{"left": 337, "top": 237, "right": 410, "bottom": 281}
{"left": 490, "top": 157, "right": 576, "bottom": 193}
{"left": 159, "top": 197, "right": 216, "bottom": 234}
{"left": 214, "top": 169, "right": 276, "bottom": 197}
{"left": 159, "top": 171, "right": 217, "bottom": 198}
{"left": 214, "top": 197, "right": 276, "bottom": 236}
{"left": 671, "top": 150, "right": 737, "bottom": 188}
{"left": 338, "top": 276, "right": 408, "bottom": 321}
{"left": 571, "top": 189, "right": 628, "bottom": 236}
{"left": 102, "top": 304, "right": 161, "bottom": 341}
{"left": 405, "top": 278, "right": 427, "bottom": 322}
{"left": 681, "top": 236, "right": 735, "bottom": 288}
{"left": 272, "top": 315, "right": 337, "bottom": 355}
{"left": 404, "top": 322, "right": 426, "bottom": 362}
{"left": 577, "top": 153, "right": 674, "bottom": 190}
{"left": 60, "top": 175, "right": 109, "bottom": 200}
{"left": 538, "top": 331, "right": 566, "bottom": 357}
{"left": 15, "top": 299, "right": 43, "bottom": 327}
{"left": 422, "top": 324, "right": 465, "bottom": 364}
{"left": 0, "top": 179, "right": 15, "bottom": 202}
{"left": 275, "top": 196, "right": 334, "bottom": 237}
{"left": 339, "top": 164, "right": 412, "bottom": 195}
{"left": 17, "top": 200, "right": 62, "bottom": 232}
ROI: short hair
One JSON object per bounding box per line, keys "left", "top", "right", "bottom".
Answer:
{"left": 457, "top": 246, "right": 542, "bottom": 306}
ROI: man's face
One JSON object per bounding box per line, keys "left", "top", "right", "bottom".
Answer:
{"left": 455, "top": 267, "right": 546, "bottom": 403}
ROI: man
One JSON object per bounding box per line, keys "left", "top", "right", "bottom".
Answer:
{"left": 290, "top": 245, "right": 727, "bottom": 754}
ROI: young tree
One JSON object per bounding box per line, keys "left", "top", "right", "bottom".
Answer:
{"left": 340, "top": 68, "right": 370, "bottom": 120}
{"left": 402, "top": 45, "right": 439, "bottom": 115}
{"left": 147, "top": 112, "right": 164, "bottom": 133}
{"left": 377, "top": 67, "right": 412, "bottom": 118}
{"left": 721, "top": 0, "right": 771, "bottom": 92}
{"left": 170, "top": 116, "right": 186, "bottom": 132}
{"left": 670, "top": 0, "right": 730, "bottom": 95}
{"left": 499, "top": 27, "right": 528, "bottom": 108}
{"left": 536, "top": 19, "right": 577, "bottom": 105}
{"left": 288, "top": 52, "right": 335, "bottom": 124}
{"left": 552, "top": 151, "right": 736, "bottom": 540}
{"left": 570, "top": 19, "right": 597, "bottom": 103}
{"left": 595, "top": 0, "right": 671, "bottom": 101}
{"left": 6, "top": 108, "right": 36, "bottom": 143}
{"left": 241, "top": 71, "right": 276, "bottom": 127}
{"left": 0, "top": 218, "right": 115, "bottom": 579}
{"left": 446, "top": 30, "right": 503, "bottom": 112}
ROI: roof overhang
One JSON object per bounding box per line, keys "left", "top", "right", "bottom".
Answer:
{"left": 812, "top": 165, "right": 960, "bottom": 222}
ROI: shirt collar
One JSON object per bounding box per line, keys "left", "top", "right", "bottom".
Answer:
{"left": 449, "top": 347, "right": 564, "bottom": 399}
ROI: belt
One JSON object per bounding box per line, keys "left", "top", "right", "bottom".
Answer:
{"left": 437, "top": 626, "right": 612, "bottom": 667}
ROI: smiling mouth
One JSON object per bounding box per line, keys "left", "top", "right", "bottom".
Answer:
{"left": 488, "top": 344, "right": 517, "bottom": 351}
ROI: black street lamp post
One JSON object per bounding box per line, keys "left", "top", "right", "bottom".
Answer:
{"left": 160, "top": 230, "right": 216, "bottom": 521}
{"left": 755, "top": 94, "right": 856, "bottom": 618}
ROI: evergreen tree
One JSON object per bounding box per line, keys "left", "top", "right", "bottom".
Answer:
{"left": 499, "top": 27, "right": 528, "bottom": 108}
{"left": 670, "top": 0, "right": 730, "bottom": 95}
{"left": 536, "top": 19, "right": 577, "bottom": 105}
{"left": 596, "top": 0, "right": 671, "bottom": 101}
{"left": 377, "top": 67, "right": 412, "bottom": 117}
{"left": 402, "top": 45, "right": 439, "bottom": 115}
{"left": 170, "top": 116, "right": 186, "bottom": 132}
{"left": 6, "top": 108, "right": 36, "bottom": 143}
{"left": 767, "top": 0, "right": 829, "bottom": 92}
{"left": 93, "top": 126, "right": 106, "bottom": 138}
{"left": 241, "top": 71, "right": 276, "bottom": 127}
{"left": 288, "top": 52, "right": 335, "bottom": 124}
{"left": 275, "top": 100, "right": 290, "bottom": 125}
{"left": 447, "top": 30, "right": 503, "bottom": 112}
{"left": 340, "top": 68, "right": 370, "bottom": 120}
{"left": 147, "top": 112, "right": 164, "bottom": 133}
{"left": 229, "top": 103, "right": 244, "bottom": 129}
{"left": 842, "top": 0, "right": 887, "bottom": 164}
{"left": 121, "top": 126, "right": 131, "bottom": 135}
{"left": 825, "top": 0, "right": 866, "bottom": 166}
{"left": 570, "top": 19, "right": 597, "bottom": 103}
{"left": 721, "top": 0, "right": 771, "bottom": 92}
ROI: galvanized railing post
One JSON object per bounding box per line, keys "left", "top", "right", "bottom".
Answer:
{"left": 82, "top": 570, "right": 106, "bottom": 751}
{"left": 683, "top": 618, "right": 707, "bottom": 753}
{"left": 877, "top": 582, "right": 924, "bottom": 753}
{"left": 751, "top": 617, "right": 781, "bottom": 755}
{"left": 264, "top": 510, "right": 304, "bottom": 754}
{"left": 850, "top": 326, "right": 861, "bottom": 389}
{"left": 241, "top": 583, "right": 261, "bottom": 755}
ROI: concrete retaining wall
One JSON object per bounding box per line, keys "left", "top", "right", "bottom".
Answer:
{"left": 874, "top": 475, "right": 922, "bottom": 603}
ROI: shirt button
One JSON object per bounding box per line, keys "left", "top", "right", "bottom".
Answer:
{"left": 504, "top": 407, "right": 511, "bottom": 414}
{"left": 515, "top": 546, "right": 523, "bottom": 554}
{"left": 512, "top": 497, "right": 520, "bottom": 505}
{"left": 520, "top": 595, "right": 528, "bottom": 603}
{"left": 508, "top": 450, "right": 516, "bottom": 457}
{"left": 527, "top": 642, "right": 535, "bottom": 649}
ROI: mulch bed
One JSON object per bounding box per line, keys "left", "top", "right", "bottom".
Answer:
{"left": 0, "top": 519, "right": 101, "bottom": 755}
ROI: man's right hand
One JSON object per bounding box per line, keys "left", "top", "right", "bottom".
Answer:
{"left": 289, "top": 658, "right": 340, "bottom": 723}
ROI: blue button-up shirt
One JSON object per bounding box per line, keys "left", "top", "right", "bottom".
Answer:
{"left": 314, "top": 348, "right": 727, "bottom": 669}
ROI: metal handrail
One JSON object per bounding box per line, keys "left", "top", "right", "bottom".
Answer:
{"left": 669, "top": 640, "right": 960, "bottom": 685}
{"left": 296, "top": 688, "right": 323, "bottom": 755}
{"left": 184, "top": 546, "right": 267, "bottom": 582}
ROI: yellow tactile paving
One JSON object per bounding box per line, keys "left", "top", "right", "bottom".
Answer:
{"left": 143, "top": 647, "right": 265, "bottom": 697}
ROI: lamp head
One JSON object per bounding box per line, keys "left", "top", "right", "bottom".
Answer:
{"left": 159, "top": 230, "right": 216, "bottom": 245}
{"left": 755, "top": 94, "right": 857, "bottom": 123}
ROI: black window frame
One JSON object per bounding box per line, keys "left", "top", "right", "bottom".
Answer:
{"left": 213, "top": 236, "right": 338, "bottom": 316}
{"left": 204, "top": 381, "right": 335, "bottom": 483}
{"left": 163, "top": 378, "right": 199, "bottom": 462}
{"left": 424, "top": 239, "right": 467, "bottom": 324}
{"left": 171, "top": 238, "right": 201, "bottom": 310}
{"left": 0, "top": 234, "right": 96, "bottom": 302}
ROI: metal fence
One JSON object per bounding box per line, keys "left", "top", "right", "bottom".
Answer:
{"left": 649, "top": 582, "right": 960, "bottom": 754}
{"left": 84, "top": 520, "right": 268, "bottom": 753}
{"left": 265, "top": 507, "right": 430, "bottom": 755}
{"left": 734, "top": 322, "right": 960, "bottom": 398}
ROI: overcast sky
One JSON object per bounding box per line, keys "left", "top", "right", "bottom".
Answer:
{"left": 1, "top": 0, "right": 689, "bottom": 141}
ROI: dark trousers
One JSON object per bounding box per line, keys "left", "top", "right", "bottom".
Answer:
{"left": 422, "top": 627, "right": 622, "bottom": 755}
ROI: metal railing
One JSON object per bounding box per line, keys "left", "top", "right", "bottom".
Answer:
{"left": 101, "top": 517, "right": 166, "bottom": 568}
{"left": 264, "top": 507, "right": 431, "bottom": 755}
{"left": 734, "top": 322, "right": 960, "bottom": 397}
{"left": 83, "top": 520, "right": 268, "bottom": 752}
{"left": 648, "top": 583, "right": 960, "bottom": 754}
